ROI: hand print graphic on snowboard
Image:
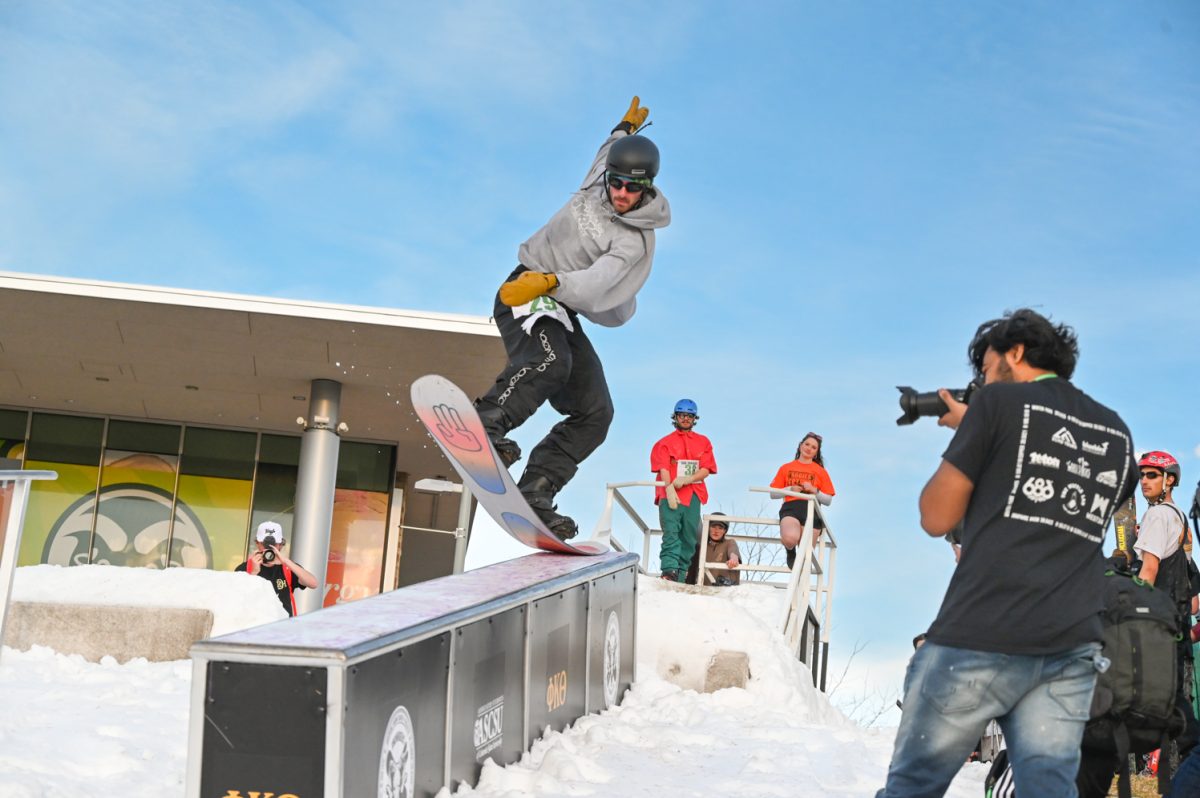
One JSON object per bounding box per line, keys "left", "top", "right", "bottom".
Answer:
{"left": 411, "top": 375, "right": 608, "bottom": 555}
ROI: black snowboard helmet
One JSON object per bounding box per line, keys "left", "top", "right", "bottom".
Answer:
{"left": 606, "top": 135, "right": 659, "bottom": 182}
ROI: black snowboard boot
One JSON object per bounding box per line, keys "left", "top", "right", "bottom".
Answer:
{"left": 517, "top": 473, "right": 578, "bottom": 541}
{"left": 785, "top": 546, "right": 796, "bottom": 570}
{"left": 476, "top": 405, "right": 521, "bottom": 468}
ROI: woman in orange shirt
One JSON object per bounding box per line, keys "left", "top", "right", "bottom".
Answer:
{"left": 770, "top": 432, "right": 836, "bottom": 569}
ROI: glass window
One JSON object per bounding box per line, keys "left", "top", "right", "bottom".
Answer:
{"left": 248, "top": 435, "right": 301, "bottom": 562}
{"left": 0, "top": 408, "right": 27, "bottom": 439}
{"left": 106, "top": 420, "right": 181, "bottom": 456}
{"left": 326, "top": 441, "right": 395, "bottom": 606}
{"left": 20, "top": 414, "right": 104, "bottom": 566}
{"left": 26, "top": 413, "right": 103, "bottom": 466}
{"left": 336, "top": 441, "right": 393, "bottom": 493}
{"left": 95, "top": 422, "right": 183, "bottom": 569}
{"left": 0, "top": 408, "right": 28, "bottom": 468}
{"left": 259, "top": 434, "right": 300, "bottom": 467}
{"left": 176, "top": 427, "right": 256, "bottom": 571}
{"left": 180, "top": 427, "right": 256, "bottom": 480}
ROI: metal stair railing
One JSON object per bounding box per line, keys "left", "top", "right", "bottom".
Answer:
{"left": 593, "top": 480, "right": 837, "bottom": 691}
{"left": 592, "top": 480, "right": 664, "bottom": 569}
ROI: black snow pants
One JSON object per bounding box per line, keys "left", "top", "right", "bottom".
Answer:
{"left": 475, "top": 266, "right": 615, "bottom": 493}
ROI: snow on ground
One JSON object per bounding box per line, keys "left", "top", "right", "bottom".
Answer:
{"left": 12, "top": 563, "right": 287, "bottom": 636}
{"left": 0, "top": 565, "right": 987, "bottom": 797}
{"left": 459, "top": 577, "right": 986, "bottom": 798}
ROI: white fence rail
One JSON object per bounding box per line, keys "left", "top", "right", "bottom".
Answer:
{"left": 593, "top": 481, "right": 837, "bottom": 691}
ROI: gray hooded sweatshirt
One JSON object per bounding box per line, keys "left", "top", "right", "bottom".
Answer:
{"left": 517, "top": 132, "right": 671, "bottom": 328}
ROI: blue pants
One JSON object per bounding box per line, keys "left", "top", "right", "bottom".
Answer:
{"left": 877, "top": 641, "right": 1101, "bottom": 798}
{"left": 1174, "top": 742, "right": 1200, "bottom": 794}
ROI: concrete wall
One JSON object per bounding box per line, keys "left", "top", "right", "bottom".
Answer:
{"left": 3, "top": 601, "right": 214, "bottom": 663}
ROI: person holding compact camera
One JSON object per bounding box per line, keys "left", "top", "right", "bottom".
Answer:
{"left": 876, "top": 309, "right": 1138, "bottom": 798}
{"left": 235, "top": 521, "right": 318, "bottom": 616}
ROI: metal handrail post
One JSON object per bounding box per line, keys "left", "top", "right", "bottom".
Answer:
{"left": 0, "top": 470, "right": 58, "bottom": 663}
{"left": 599, "top": 481, "right": 666, "bottom": 573}
{"left": 820, "top": 535, "right": 839, "bottom": 689}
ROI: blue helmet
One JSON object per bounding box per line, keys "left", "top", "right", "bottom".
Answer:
{"left": 673, "top": 399, "right": 698, "bottom": 416}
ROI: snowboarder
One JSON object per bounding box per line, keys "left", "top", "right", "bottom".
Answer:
{"left": 473, "top": 96, "right": 671, "bottom": 540}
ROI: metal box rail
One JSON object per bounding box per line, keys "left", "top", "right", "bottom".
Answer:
{"left": 186, "top": 550, "right": 638, "bottom": 798}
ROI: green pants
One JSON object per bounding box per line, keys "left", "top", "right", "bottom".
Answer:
{"left": 659, "top": 494, "right": 701, "bottom": 573}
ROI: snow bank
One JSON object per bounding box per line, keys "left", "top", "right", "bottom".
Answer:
{"left": 0, "top": 646, "right": 191, "bottom": 798}
{"left": 0, "top": 567, "right": 989, "bottom": 797}
{"left": 636, "top": 577, "right": 848, "bottom": 727}
{"left": 11, "top": 563, "right": 287, "bottom": 637}
{"left": 453, "top": 577, "right": 988, "bottom": 797}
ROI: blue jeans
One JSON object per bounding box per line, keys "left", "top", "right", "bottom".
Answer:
{"left": 1174, "top": 744, "right": 1200, "bottom": 794}
{"left": 877, "top": 641, "right": 1102, "bottom": 798}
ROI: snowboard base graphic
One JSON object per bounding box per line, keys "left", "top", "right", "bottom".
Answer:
{"left": 410, "top": 375, "right": 609, "bottom": 556}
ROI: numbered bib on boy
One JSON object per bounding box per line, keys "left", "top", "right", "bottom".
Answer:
{"left": 511, "top": 295, "right": 574, "bottom": 335}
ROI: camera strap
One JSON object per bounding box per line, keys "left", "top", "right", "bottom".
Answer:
{"left": 244, "top": 558, "right": 298, "bottom": 616}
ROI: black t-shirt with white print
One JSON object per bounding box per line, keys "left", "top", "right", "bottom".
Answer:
{"left": 925, "top": 377, "right": 1137, "bottom": 655}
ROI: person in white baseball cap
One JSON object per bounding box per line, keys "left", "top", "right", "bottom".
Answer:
{"left": 235, "top": 521, "right": 317, "bottom": 616}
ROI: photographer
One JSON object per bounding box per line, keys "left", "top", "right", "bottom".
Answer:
{"left": 876, "top": 309, "right": 1137, "bottom": 798}
{"left": 235, "top": 521, "right": 318, "bottom": 616}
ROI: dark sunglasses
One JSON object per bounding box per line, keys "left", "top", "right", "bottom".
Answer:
{"left": 804, "top": 432, "right": 823, "bottom": 443}
{"left": 1140, "top": 470, "right": 1164, "bottom": 480}
{"left": 675, "top": 412, "right": 696, "bottom": 419}
{"left": 607, "top": 175, "right": 647, "bottom": 193}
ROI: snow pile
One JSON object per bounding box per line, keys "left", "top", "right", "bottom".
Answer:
{"left": 636, "top": 577, "right": 847, "bottom": 726}
{"left": 0, "top": 567, "right": 989, "bottom": 797}
{"left": 0, "top": 647, "right": 191, "bottom": 798}
{"left": 456, "top": 577, "right": 987, "bottom": 797}
{"left": 12, "top": 563, "right": 287, "bottom": 636}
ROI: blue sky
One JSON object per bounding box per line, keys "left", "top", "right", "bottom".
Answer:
{"left": 2, "top": 1, "right": 1198, "bottom": 716}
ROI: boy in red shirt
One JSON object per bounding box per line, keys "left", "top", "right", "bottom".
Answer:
{"left": 650, "top": 399, "right": 718, "bottom": 582}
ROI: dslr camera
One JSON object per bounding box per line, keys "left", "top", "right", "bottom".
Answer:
{"left": 261, "top": 534, "right": 279, "bottom": 563}
{"left": 896, "top": 380, "right": 981, "bottom": 426}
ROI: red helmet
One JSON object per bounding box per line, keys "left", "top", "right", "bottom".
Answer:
{"left": 1139, "top": 450, "right": 1181, "bottom": 484}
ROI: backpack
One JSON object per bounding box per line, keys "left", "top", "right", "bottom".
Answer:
{"left": 984, "top": 749, "right": 1015, "bottom": 798}
{"left": 1082, "top": 567, "right": 1187, "bottom": 798}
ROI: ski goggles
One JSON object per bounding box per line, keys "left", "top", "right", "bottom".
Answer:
{"left": 606, "top": 174, "right": 650, "bottom": 193}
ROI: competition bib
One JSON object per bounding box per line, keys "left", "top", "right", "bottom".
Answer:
{"left": 676, "top": 459, "right": 700, "bottom": 478}
{"left": 511, "top": 295, "right": 574, "bottom": 336}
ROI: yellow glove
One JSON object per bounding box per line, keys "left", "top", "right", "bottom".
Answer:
{"left": 614, "top": 95, "right": 649, "bottom": 134}
{"left": 499, "top": 271, "right": 558, "bottom": 307}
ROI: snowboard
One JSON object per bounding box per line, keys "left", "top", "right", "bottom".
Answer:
{"left": 410, "top": 374, "right": 609, "bottom": 555}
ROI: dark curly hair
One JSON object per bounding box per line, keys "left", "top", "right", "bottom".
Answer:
{"left": 968, "top": 309, "right": 1079, "bottom": 380}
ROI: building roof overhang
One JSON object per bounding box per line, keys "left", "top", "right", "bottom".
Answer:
{"left": 0, "top": 271, "right": 506, "bottom": 479}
